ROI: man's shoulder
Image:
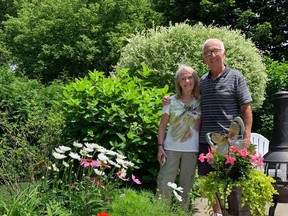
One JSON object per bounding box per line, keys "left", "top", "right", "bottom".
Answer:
{"left": 200, "top": 72, "right": 209, "bottom": 80}
{"left": 226, "top": 67, "right": 243, "bottom": 77}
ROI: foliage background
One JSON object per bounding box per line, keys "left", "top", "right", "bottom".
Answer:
{"left": 59, "top": 67, "right": 169, "bottom": 188}
{"left": 0, "top": 0, "right": 287, "bottom": 214}
{"left": 0, "top": 66, "right": 64, "bottom": 187}
{"left": 1, "top": 0, "right": 161, "bottom": 83}
{"left": 117, "top": 23, "right": 267, "bottom": 110}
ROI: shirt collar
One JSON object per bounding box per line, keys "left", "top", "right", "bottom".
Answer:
{"left": 208, "top": 66, "right": 230, "bottom": 80}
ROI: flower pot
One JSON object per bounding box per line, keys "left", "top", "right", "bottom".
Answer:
{"left": 218, "top": 187, "right": 251, "bottom": 216}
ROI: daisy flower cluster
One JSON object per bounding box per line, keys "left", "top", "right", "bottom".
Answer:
{"left": 49, "top": 141, "right": 141, "bottom": 191}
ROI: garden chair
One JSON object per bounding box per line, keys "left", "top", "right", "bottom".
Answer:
{"left": 250, "top": 132, "right": 269, "bottom": 158}
{"left": 250, "top": 132, "right": 269, "bottom": 172}
{"left": 250, "top": 132, "right": 287, "bottom": 181}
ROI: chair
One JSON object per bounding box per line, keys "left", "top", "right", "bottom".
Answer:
{"left": 250, "top": 132, "right": 270, "bottom": 157}
{"left": 250, "top": 133, "right": 269, "bottom": 172}
{"left": 250, "top": 133, "right": 287, "bottom": 181}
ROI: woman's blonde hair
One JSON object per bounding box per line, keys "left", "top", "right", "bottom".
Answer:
{"left": 175, "top": 64, "right": 200, "bottom": 100}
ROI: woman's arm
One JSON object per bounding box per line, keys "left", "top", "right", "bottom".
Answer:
{"left": 157, "top": 113, "right": 169, "bottom": 164}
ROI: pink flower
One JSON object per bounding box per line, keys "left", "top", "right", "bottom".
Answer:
{"left": 80, "top": 158, "right": 101, "bottom": 167}
{"left": 117, "top": 170, "right": 130, "bottom": 181}
{"left": 238, "top": 148, "right": 249, "bottom": 157}
{"left": 230, "top": 146, "right": 238, "bottom": 153}
{"left": 256, "top": 156, "right": 264, "bottom": 167}
{"left": 206, "top": 152, "right": 214, "bottom": 164}
{"left": 132, "top": 174, "right": 141, "bottom": 185}
{"left": 251, "top": 153, "right": 264, "bottom": 167}
{"left": 198, "top": 153, "right": 206, "bottom": 162}
{"left": 249, "top": 154, "right": 258, "bottom": 163}
{"left": 70, "top": 182, "right": 75, "bottom": 189}
{"left": 225, "top": 154, "right": 236, "bottom": 165}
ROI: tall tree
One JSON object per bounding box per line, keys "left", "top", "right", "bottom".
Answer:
{"left": 151, "top": 0, "right": 288, "bottom": 61}
{"left": 0, "top": 0, "right": 17, "bottom": 30}
{"left": 2, "top": 0, "right": 161, "bottom": 83}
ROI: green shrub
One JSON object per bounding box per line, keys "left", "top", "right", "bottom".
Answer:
{"left": 59, "top": 67, "right": 169, "bottom": 189}
{"left": 252, "top": 58, "right": 288, "bottom": 139}
{"left": 0, "top": 67, "right": 64, "bottom": 186}
{"left": 0, "top": 182, "right": 74, "bottom": 216}
{"left": 110, "top": 189, "right": 190, "bottom": 216}
{"left": 117, "top": 22, "right": 267, "bottom": 109}
{"left": 2, "top": 0, "right": 161, "bottom": 83}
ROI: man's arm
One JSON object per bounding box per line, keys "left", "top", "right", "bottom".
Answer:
{"left": 162, "top": 96, "right": 171, "bottom": 105}
{"left": 240, "top": 103, "right": 253, "bottom": 144}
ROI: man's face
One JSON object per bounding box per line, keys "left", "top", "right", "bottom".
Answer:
{"left": 202, "top": 40, "right": 226, "bottom": 70}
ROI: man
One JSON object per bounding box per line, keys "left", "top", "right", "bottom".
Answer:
{"left": 200, "top": 38, "right": 252, "bottom": 215}
{"left": 163, "top": 38, "right": 253, "bottom": 216}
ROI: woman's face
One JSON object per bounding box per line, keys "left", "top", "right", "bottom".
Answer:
{"left": 178, "top": 70, "right": 195, "bottom": 93}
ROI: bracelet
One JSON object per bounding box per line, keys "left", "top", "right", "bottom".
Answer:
{"left": 158, "top": 144, "right": 163, "bottom": 146}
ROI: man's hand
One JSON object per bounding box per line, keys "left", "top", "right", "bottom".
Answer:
{"left": 162, "top": 96, "right": 171, "bottom": 106}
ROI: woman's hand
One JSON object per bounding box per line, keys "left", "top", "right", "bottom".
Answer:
{"left": 157, "top": 146, "right": 167, "bottom": 166}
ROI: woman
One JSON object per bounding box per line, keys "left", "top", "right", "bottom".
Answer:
{"left": 156, "top": 64, "right": 201, "bottom": 208}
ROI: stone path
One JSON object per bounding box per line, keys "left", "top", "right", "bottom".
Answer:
{"left": 192, "top": 198, "right": 287, "bottom": 216}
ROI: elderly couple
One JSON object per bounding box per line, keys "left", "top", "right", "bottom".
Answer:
{"left": 156, "top": 38, "right": 252, "bottom": 216}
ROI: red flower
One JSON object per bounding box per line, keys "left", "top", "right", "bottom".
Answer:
{"left": 97, "top": 212, "right": 109, "bottom": 216}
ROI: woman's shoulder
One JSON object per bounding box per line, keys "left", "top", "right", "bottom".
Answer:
{"left": 169, "top": 94, "right": 177, "bottom": 101}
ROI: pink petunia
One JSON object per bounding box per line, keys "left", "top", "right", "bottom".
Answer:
{"left": 132, "top": 174, "right": 142, "bottom": 185}
{"left": 80, "top": 158, "right": 101, "bottom": 167}
{"left": 225, "top": 154, "right": 236, "bottom": 165}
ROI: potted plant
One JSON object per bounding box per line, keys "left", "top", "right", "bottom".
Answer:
{"left": 198, "top": 117, "right": 278, "bottom": 216}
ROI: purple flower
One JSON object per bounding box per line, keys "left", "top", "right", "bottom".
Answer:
{"left": 80, "top": 158, "right": 101, "bottom": 167}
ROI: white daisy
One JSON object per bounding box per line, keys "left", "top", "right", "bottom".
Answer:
{"left": 94, "top": 168, "right": 105, "bottom": 176}
{"left": 69, "top": 152, "right": 81, "bottom": 160}
{"left": 52, "top": 151, "right": 67, "bottom": 160}
{"left": 73, "top": 141, "right": 83, "bottom": 148}
{"left": 173, "top": 190, "right": 183, "bottom": 202}
{"left": 98, "top": 153, "right": 109, "bottom": 163}
{"left": 58, "top": 145, "right": 71, "bottom": 152}
{"left": 167, "top": 182, "right": 183, "bottom": 193}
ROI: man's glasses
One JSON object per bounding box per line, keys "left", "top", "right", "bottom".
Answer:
{"left": 203, "top": 49, "right": 223, "bottom": 57}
